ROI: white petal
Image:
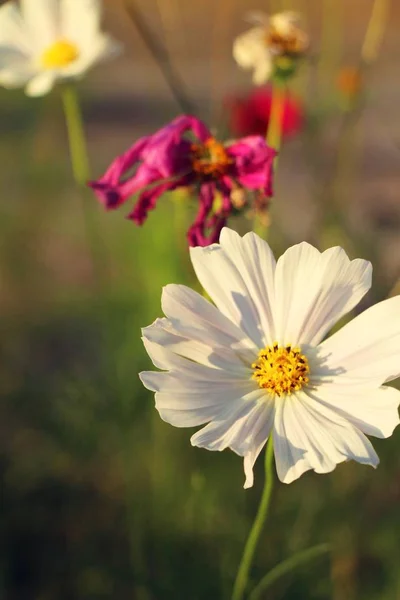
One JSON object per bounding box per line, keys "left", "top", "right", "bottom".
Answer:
{"left": 20, "top": 0, "right": 59, "bottom": 50}
{"left": 0, "top": 47, "right": 33, "bottom": 88}
{"left": 240, "top": 401, "right": 275, "bottom": 488}
{"left": 140, "top": 370, "right": 253, "bottom": 394}
{"left": 62, "top": 34, "right": 121, "bottom": 77}
{"left": 270, "top": 11, "right": 301, "bottom": 36}
{"left": 273, "top": 393, "right": 379, "bottom": 484}
{"left": 153, "top": 385, "right": 257, "bottom": 428}
{"left": 307, "top": 383, "right": 400, "bottom": 439}
{"left": 0, "top": 67, "right": 31, "bottom": 87}
{"left": 189, "top": 228, "right": 276, "bottom": 347}
{"left": 274, "top": 243, "right": 372, "bottom": 347}
{"left": 25, "top": 70, "right": 56, "bottom": 96}
{"left": 190, "top": 393, "right": 263, "bottom": 449}
{"left": 143, "top": 317, "right": 253, "bottom": 373}
{"left": 61, "top": 0, "right": 101, "bottom": 44}
{"left": 142, "top": 337, "right": 250, "bottom": 380}
{"left": 233, "top": 26, "right": 267, "bottom": 68}
{"left": 190, "top": 391, "right": 275, "bottom": 488}
{"left": 0, "top": 2, "right": 30, "bottom": 52}
{"left": 252, "top": 60, "right": 273, "bottom": 85}
{"left": 318, "top": 295, "right": 400, "bottom": 385}
{"left": 161, "top": 283, "right": 257, "bottom": 361}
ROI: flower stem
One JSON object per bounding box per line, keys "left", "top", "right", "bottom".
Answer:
{"left": 231, "top": 437, "right": 275, "bottom": 600}
{"left": 61, "top": 84, "right": 90, "bottom": 185}
{"left": 125, "top": 0, "right": 195, "bottom": 115}
{"left": 266, "top": 82, "right": 285, "bottom": 160}
{"left": 361, "top": 0, "right": 390, "bottom": 66}
{"left": 253, "top": 82, "right": 285, "bottom": 238}
{"left": 248, "top": 543, "right": 331, "bottom": 600}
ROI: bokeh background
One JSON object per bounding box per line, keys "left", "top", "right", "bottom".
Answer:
{"left": 1, "top": 0, "right": 400, "bottom": 598}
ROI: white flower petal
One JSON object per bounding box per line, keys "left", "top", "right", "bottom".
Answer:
{"left": 143, "top": 317, "right": 252, "bottom": 373}
{"left": 190, "top": 393, "right": 262, "bottom": 450}
{"left": 274, "top": 392, "right": 379, "bottom": 483}
{"left": 61, "top": 0, "right": 101, "bottom": 44}
{"left": 140, "top": 370, "right": 253, "bottom": 395}
{"left": 233, "top": 26, "right": 267, "bottom": 68}
{"left": 307, "top": 383, "right": 400, "bottom": 439}
{"left": 274, "top": 243, "right": 372, "bottom": 347}
{"left": 233, "top": 26, "right": 273, "bottom": 84}
{"left": 153, "top": 385, "right": 257, "bottom": 428}
{"left": 0, "top": 67, "right": 31, "bottom": 87}
{"left": 161, "top": 283, "right": 257, "bottom": 358}
{"left": 240, "top": 401, "right": 275, "bottom": 488}
{"left": 189, "top": 229, "right": 276, "bottom": 347}
{"left": 190, "top": 391, "right": 274, "bottom": 488}
{"left": 62, "top": 34, "right": 121, "bottom": 77}
{"left": 0, "top": 47, "right": 33, "bottom": 88}
{"left": 0, "top": 2, "right": 30, "bottom": 52}
{"left": 20, "top": 0, "right": 59, "bottom": 50}
{"left": 273, "top": 393, "right": 379, "bottom": 484}
{"left": 270, "top": 11, "right": 301, "bottom": 36}
{"left": 319, "top": 295, "right": 400, "bottom": 385}
{"left": 25, "top": 70, "right": 56, "bottom": 96}
{"left": 252, "top": 60, "right": 273, "bottom": 85}
{"left": 141, "top": 337, "right": 250, "bottom": 382}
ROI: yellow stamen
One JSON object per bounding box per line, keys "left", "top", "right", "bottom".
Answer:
{"left": 191, "top": 137, "right": 233, "bottom": 177}
{"left": 41, "top": 40, "right": 79, "bottom": 69}
{"left": 252, "top": 343, "right": 310, "bottom": 396}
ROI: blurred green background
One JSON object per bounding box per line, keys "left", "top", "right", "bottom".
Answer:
{"left": 1, "top": 0, "right": 400, "bottom": 598}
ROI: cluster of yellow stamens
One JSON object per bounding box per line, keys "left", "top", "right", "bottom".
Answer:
{"left": 41, "top": 40, "right": 80, "bottom": 69}
{"left": 252, "top": 343, "right": 310, "bottom": 396}
{"left": 191, "top": 137, "right": 233, "bottom": 178}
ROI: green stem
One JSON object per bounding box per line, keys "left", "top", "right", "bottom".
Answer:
{"left": 61, "top": 84, "right": 91, "bottom": 185}
{"left": 253, "top": 82, "right": 285, "bottom": 239}
{"left": 231, "top": 437, "right": 275, "bottom": 600}
{"left": 125, "top": 0, "right": 195, "bottom": 114}
{"left": 248, "top": 543, "right": 331, "bottom": 600}
{"left": 266, "top": 82, "right": 285, "bottom": 160}
{"left": 361, "top": 0, "right": 390, "bottom": 66}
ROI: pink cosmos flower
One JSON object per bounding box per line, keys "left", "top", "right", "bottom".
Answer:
{"left": 89, "top": 115, "right": 276, "bottom": 246}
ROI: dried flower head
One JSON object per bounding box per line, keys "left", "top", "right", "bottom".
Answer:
{"left": 233, "top": 11, "right": 309, "bottom": 84}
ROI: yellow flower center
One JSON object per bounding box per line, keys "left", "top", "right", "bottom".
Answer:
{"left": 252, "top": 343, "right": 310, "bottom": 396}
{"left": 191, "top": 138, "right": 233, "bottom": 177}
{"left": 41, "top": 40, "right": 79, "bottom": 69}
{"left": 265, "top": 26, "right": 308, "bottom": 58}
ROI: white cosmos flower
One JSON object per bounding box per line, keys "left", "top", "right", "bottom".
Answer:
{"left": 0, "top": 0, "right": 121, "bottom": 97}
{"left": 140, "top": 228, "right": 400, "bottom": 487}
{"left": 233, "top": 11, "right": 308, "bottom": 85}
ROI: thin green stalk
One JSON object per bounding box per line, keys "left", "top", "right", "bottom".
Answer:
{"left": 231, "top": 437, "right": 275, "bottom": 600}
{"left": 125, "top": 0, "right": 195, "bottom": 114}
{"left": 254, "top": 82, "right": 285, "bottom": 239}
{"left": 266, "top": 82, "right": 285, "bottom": 161}
{"left": 361, "top": 0, "right": 390, "bottom": 66}
{"left": 248, "top": 543, "right": 331, "bottom": 600}
{"left": 61, "top": 84, "right": 90, "bottom": 185}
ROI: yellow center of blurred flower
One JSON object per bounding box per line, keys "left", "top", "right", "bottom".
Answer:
{"left": 41, "top": 40, "right": 80, "bottom": 69}
{"left": 266, "top": 27, "right": 308, "bottom": 57}
{"left": 191, "top": 138, "right": 233, "bottom": 177}
{"left": 252, "top": 343, "right": 310, "bottom": 396}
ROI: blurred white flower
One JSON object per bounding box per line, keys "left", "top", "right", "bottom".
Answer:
{"left": 0, "top": 0, "right": 121, "bottom": 97}
{"left": 233, "top": 11, "right": 308, "bottom": 85}
{"left": 140, "top": 228, "right": 400, "bottom": 487}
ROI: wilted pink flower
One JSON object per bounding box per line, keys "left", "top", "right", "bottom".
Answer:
{"left": 89, "top": 115, "right": 276, "bottom": 246}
